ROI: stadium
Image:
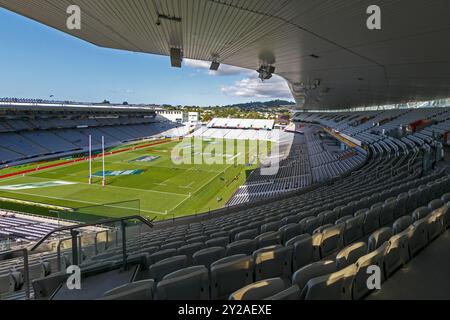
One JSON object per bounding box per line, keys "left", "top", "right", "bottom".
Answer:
{"left": 0, "top": 0, "right": 450, "bottom": 304}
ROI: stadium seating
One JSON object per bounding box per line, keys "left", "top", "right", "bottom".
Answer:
{"left": 2, "top": 105, "right": 450, "bottom": 300}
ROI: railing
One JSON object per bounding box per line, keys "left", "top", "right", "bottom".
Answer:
{"left": 0, "top": 215, "right": 153, "bottom": 300}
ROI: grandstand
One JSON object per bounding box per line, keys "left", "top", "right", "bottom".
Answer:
{"left": 1, "top": 0, "right": 450, "bottom": 304}
{"left": 0, "top": 100, "right": 184, "bottom": 167}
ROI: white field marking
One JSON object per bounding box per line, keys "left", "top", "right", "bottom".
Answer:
{"left": 169, "top": 163, "right": 233, "bottom": 213}
{"left": 180, "top": 181, "right": 195, "bottom": 189}
{"left": 0, "top": 180, "right": 76, "bottom": 191}
{"left": 15, "top": 175, "right": 189, "bottom": 198}
{"left": 229, "top": 153, "right": 242, "bottom": 161}
{"left": 0, "top": 190, "right": 168, "bottom": 215}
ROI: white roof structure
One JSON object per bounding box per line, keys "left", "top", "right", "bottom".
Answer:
{"left": 207, "top": 118, "right": 274, "bottom": 130}
{"left": 1, "top": 1, "right": 449, "bottom": 109}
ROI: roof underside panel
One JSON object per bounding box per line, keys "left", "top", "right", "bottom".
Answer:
{"left": 1, "top": 0, "right": 449, "bottom": 109}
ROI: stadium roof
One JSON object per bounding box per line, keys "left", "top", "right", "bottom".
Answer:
{"left": 1, "top": 0, "right": 449, "bottom": 110}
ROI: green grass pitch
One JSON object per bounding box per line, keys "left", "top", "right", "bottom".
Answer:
{"left": 0, "top": 138, "right": 262, "bottom": 222}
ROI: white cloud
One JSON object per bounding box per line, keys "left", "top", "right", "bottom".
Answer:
{"left": 221, "top": 74, "right": 293, "bottom": 100}
{"left": 184, "top": 59, "right": 253, "bottom": 77}
{"left": 184, "top": 58, "right": 293, "bottom": 100}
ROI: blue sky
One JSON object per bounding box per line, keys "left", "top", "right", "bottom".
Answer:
{"left": 0, "top": 8, "right": 293, "bottom": 106}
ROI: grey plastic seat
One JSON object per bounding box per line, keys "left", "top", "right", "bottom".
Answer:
{"left": 426, "top": 205, "right": 447, "bottom": 241}
{"left": 384, "top": 234, "right": 408, "bottom": 277}
{"left": 361, "top": 207, "right": 381, "bottom": 235}
{"left": 339, "top": 204, "right": 354, "bottom": 218}
{"left": 335, "top": 242, "right": 368, "bottom": 270}
{"left": 393, "top": 216, "right": 413, "bottom": 234}
{"left": 368, "top": 227, "right": 393, "bottom": 251}
{"left": 177, "top": 243, "right": 204, "bottom": 264}
{"left": 281, "top": 215, "right": 301, "bottom": 225}
{"left": 302, "top": 264, "right": 357, "bottom": 300}
{"left": 255, "top": 231, "right": 282, "bottom": 248}
{"left": 412, "top": 207, "right": 431, "bottom": 222}
{"left": 101, "top": 279, "right": 155, "bottom": 300}
{"left": 253, "top": 245, "right": 293, "bottom": 281}
{"left": 161, "top": 241, "right": 185, "bottom": 250}
{"left": 335, "top": 215, "right": 352, "bottom": 226}
{"left": 209, "top": 231, "right": 229, "bottom": 239}
{"left": 292, "top": 260, "right": 336, "bottom": 294}
{"left": 441, "top": 193, "right": 450, "bottom": 203}
{"left": 428, "top": 199, "right": 445, "bottom": 211}
{"left": 301, "top": 217, "right": 322, "bottom": 235}
{"left": 148, "top": 248, "right": 177, "bottom": 265}
{"left": 229, "top": 277, "right": 287, "bottom": 300}
{"left": 193, "top": 247, "right": 226, "bottom": 268}
{"left": 353, "top": 242, "right": 389, "bottom": 300}
{"left": 210, "top": 254, "right": 254, "bottom": 300}
{"left": 32, "top": 272, "right": 68, "bottom": 300}
{"left": 286, "top": 234, "right": 314, "bottom": 271}
{"left": 229, "top": 226, "right": 248, "bottom": 240}
{"left": 187, "top": 235, "right": 207, "bottom": 244}
{"left": 396, "top": 193, "right": 408, "bottom": 217}
{"left": 407, "top": 189, "right": 420, "bottom": 214}
{"left": 379, "top": 202, "right": 394, "bottom": 226}
{"left": 441, "top": 201, "right": 450, "bottom": 229}
{"left": 264, "top": 284, "right": 300, "bottom": 300}
{"left": 205, "top": 236, "right": 229, "bottom": 248}
{"left": 318, "top": 210, "right": 339, "bottom": 225}
{"left": 156, "top": 266, "right": 209, "bottom": 300}
{"left": 278, "top": 223, "right": 302, "bottom": 244}
{"left": 319, "top": 224, "right": 344, "bottom": 258}
{"left": 148, "top": 255, "right": 188, "bottom": 282}
{"left": 225, "top": 239, "right": 257, "bottom": 256}
{"left": 343, "top": 215, "right": 364, "bottom": 245}
{"left": 313, "top": 224, "right": 333, "bottom": 234}
{"left": 409, "top": 219, "right": 429, "bottom": 257}
{"left": 260, "top": 221, "right": 282, "bottom": 233}
{"left": 235, "top": 229, "right": 259, "bottom": 241}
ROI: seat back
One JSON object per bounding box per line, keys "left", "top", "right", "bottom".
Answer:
{"left": 205, "top": 237, "right": 229, "bottom": 248}
{"left": 393, "top": 216, "right": 413, "bottom": 234}
{"left": 255, "top": 231, "right": 282, "bottom": 249}
{"left": 343, "top": 215, "right": 364, "bottom": 245}
{"left": 303, "top": 264, "right": 357, "bottom": 300}
{"left": 412, "top": 207, "right": 431, "bottom": 222}
{"left": 225, "top": 239, "right": 257, "bottom": 256}
{"left": 148, "top": 255, "right": 188, "bottom": 282}
{"left": 279, "top": 223, "right": 302, "bottom": 244}
{"left": 235, "top": 229, "right": 259, "bottom": 241}
{"left": 229, "top": 277, "right": 286, "bottom": 300}
{"left": 368, "top": 227, "right": 393, "bottom": 251}
{"left": 264, "top": 284, "right": 300, "bottom": 300}
{"left": 336, "top": 242, "right": 368, "bottom": 270}
{"left": 253, "top": 245, "right": 293, "bottom": 281}
{"left": 210, "top": 255, "right": 254, "bottom": 300}
{"left": 102, "top": 279, "right": 155, "bottom": 300}
{"left": 193, "top": 247, "right": 226, "bottom": 268}
{"left": 319, "top": 224, "right": 344, "bottom": 258}
{"left": 353, "top": 242, "right": 389, "bottom": 300}
{"left": 292, "top": 260, "right": 336, "bottom": 294}
{"left": 156, "top": 266, "right": 209, "bottom": 300}
{"left": 286, "top": 234, "right": 314, "bottom": 271}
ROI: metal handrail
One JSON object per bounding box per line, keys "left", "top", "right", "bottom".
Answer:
{"left": 0, "top": 215, "right": 153, "bottom": 300}
{"left": 30, "top": 215, "right": 154, "bottom": 252}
